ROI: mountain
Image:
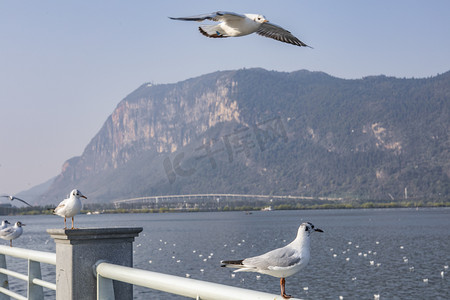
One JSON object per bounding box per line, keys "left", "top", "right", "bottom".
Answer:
{"left": 16, "top": 176, "right": 55, "bottom": 205}
{"left": 37, "top": 68, "right": 450, "bottom": 205}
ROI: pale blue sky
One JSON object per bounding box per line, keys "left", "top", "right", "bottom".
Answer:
{"left": 1, "top": 0, "right": 449, "bottom": 195}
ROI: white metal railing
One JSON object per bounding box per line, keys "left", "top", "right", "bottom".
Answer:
{"left": 0, "top": 245, "right": 302, "bottom": 300}
{"left": 94, "top": 261, "right": 301, "bottom": 300}
{"left": 0, "top": 245, "right": 56, "bottom": 300}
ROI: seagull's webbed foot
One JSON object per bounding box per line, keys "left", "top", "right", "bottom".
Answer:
{"left": 280, "top": 278, "right": 292, "bottom": 299}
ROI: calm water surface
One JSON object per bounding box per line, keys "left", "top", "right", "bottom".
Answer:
{"left": 5, "top": 208, "right": 450, "bottom": 299}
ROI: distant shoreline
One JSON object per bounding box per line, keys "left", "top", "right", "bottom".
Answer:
{"left": 7, "top": 200, "right": 450, "bottom": 216}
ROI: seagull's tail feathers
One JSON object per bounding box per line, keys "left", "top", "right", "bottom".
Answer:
{"left": 199, "top": 25, "right": 229, "bottom": 38}
{"left": 221, "top": 259, "right": 244, "bottom": 268}
{"left": 221, "top": 260, "right": 257, "bottom": 273}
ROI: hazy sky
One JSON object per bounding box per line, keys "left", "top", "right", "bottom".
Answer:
{"left": 1, "top": 0, "right": 449, "bottom": 195}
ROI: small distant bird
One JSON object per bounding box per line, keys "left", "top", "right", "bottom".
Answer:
{"left": 53, "top": 189, "right": 87, "bottom": 229}
{"left": 0, "top": 221, "right": 25, "bottom": 247}
{"left": 0, "top": 195, "right": 32, "bottom": 207}
{"left": 221, "top": 222, "right": 323, "bottom": 299}
{"left": 1, "top": 220, "right": 10, "bottom": 230}
{"left": 169, "top": 11, "right": 310, "bottom": 47}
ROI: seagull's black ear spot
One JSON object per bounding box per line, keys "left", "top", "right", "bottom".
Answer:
{"left": 305, "top": 226, "right": 309, "bottom": 232}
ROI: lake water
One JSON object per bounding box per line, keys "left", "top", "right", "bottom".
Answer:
{"left": 4, "top": 208, "right": 450, "bottom": 299}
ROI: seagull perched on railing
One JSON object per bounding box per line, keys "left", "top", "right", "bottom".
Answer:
{"left": 1, "top": 195, "right": 32, "bottom": 207}
{"left": 221, "top": 222, "right": 323, "bottom": 299}
{"left": 53, "top": 189, "right": 87, "bottom": 229}
{"left": 169, "top": 11, "right": 311, "bottom": 47}
{"left": 1, "top": 220, "right": 10, "bottom": 230}
{"left": 0, "top": 221, "right": 25, "bottom": 247}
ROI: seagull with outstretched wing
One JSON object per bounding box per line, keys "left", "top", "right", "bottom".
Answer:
{"left": 169, "top": 11, "right": 311, "bottom": 47}
{"left": 1, "top": 195, "right": 32, "bottom": 207}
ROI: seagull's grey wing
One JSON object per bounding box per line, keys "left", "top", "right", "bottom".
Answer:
{"left": 257, "top": 22, "right": 310, "bottom": 47}
{"left": 12, "top": 197, "right": 32, "bottom": 207}
{"left": 0, "top": 227, "right": 14, "bottom": 236}
{"left": 169, "top": 11, "right": 245, "bottom": 22}
{"left": 212, "top": 11, "right": 246, "bottom": 22}
{"left": 169, "top": 12, "right": 216, "bottom": 22}
{"left": 243, "top": 246, "right": 300, "bottom": 270}
{"left": 53, "top": 200, "right": 67, "bottom": 213}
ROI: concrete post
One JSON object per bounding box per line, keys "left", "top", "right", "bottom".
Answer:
{"left": 47, "top": 227, "right": 143, "bottom": 300}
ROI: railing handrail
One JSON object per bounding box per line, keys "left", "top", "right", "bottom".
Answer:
{"left": 0, "top": 245, "right": 57, "bottom": 300}
{"left": 95, "top": 261, "right": 301, "bottom": 300}
{"left": 0, "top": 245, "right": 56, "bottom": 265}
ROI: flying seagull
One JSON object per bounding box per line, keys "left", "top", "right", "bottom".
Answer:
{"left": 169, "top": 11, "right": 310, "bottom": 47}
{"left": 53, "top": 189, "right": 87, "bottom": 229}
{"left": 0, "top": 221, "right": 25, "bottom": 247}
{"left": 221, "top": 222, "right": 323, "bottom": 299}
{"left": 1, "top": 195, "right": 32, "bottom": 207}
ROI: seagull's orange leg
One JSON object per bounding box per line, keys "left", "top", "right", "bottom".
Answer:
{"left": 71, "top": 217, "right": 75, "bottom": 229}
{"left": 280, "top": 278, "right": 291, "bottom": 299}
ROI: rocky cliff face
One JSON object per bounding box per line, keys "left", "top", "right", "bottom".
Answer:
{"left": 83, "top": 79, "right": 240, "bottom": 171}
{"left": 44, "top": 72, "right": 243, "bottom": 202}
{"left": 39, "top": 69, "right": 450, "bottom": 204}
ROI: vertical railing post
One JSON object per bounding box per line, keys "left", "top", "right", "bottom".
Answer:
{"left": 0, "top": 254, "right": 9, "bottom": 300}
{"left": 97, "top": 274, "right": 115, "bottom": 300}
{"left": 28, "top": 260, "right": 44, "bottom": 300}
{"left": 47, "top": 227, "right": 142, "bottom": 300}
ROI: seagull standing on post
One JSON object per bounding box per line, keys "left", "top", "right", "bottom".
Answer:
{"left": 169, "top": 11, "right": 311, "bottom": 47}
{"left": 53, "top": 189, "right": 87, "bottom": 229}
{"left": 221, "top": 222, "right": 323, "bottom": 299}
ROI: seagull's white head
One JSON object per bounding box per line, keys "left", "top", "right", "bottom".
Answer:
{"left": 71, "top": 189, "right": 87, "bottom": 199}
{"left": 15, "top": 221, "right": 25, "bottom": 227}
{"left": 247, "top": 14, "right": 268, "bottom": 24}
{"left": 299, "top": 222, "right": 323, "bottom": 238}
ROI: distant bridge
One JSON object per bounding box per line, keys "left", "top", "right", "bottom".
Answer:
{"left": 113, "top": 193, "right": 343, "bottom": 208}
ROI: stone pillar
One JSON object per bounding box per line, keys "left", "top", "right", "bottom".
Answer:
{"left": 47, "top": 227, "right": 143, "bottom": 300}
